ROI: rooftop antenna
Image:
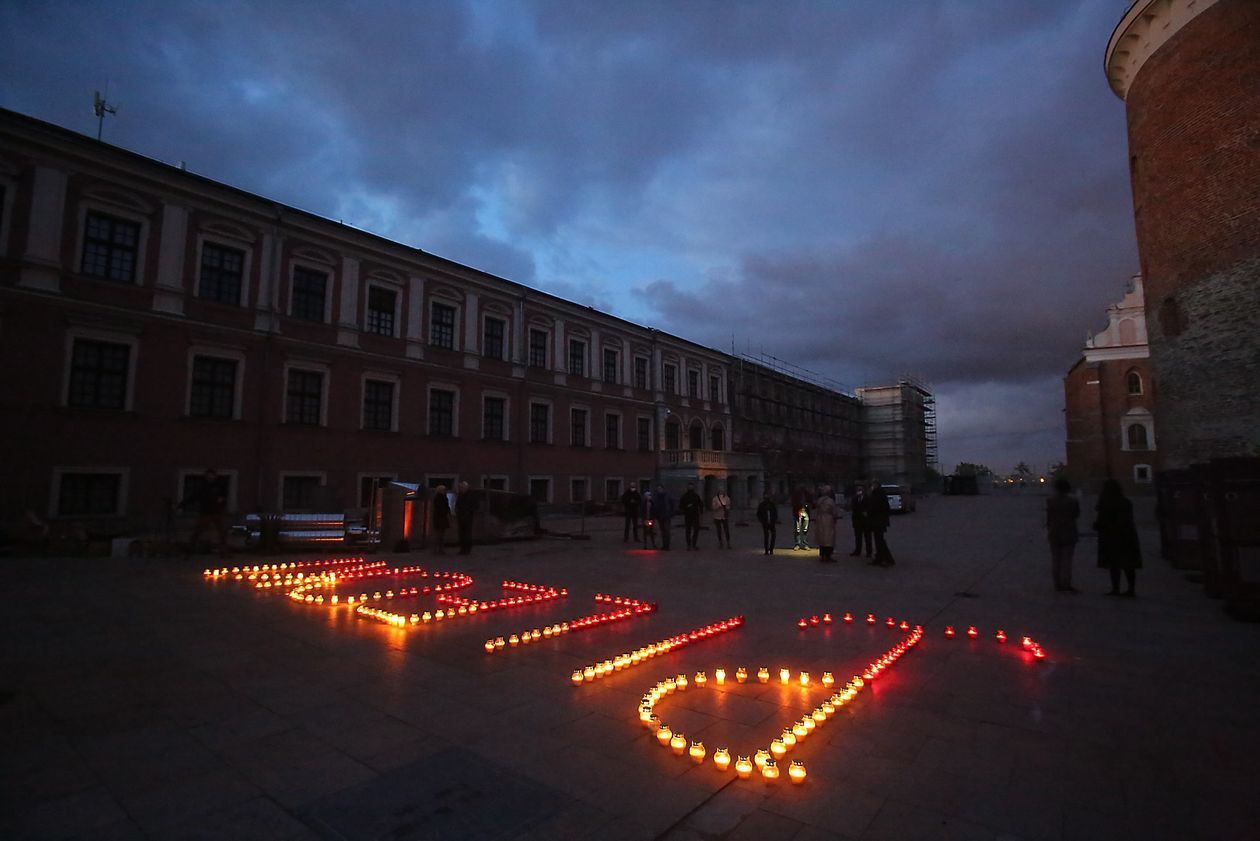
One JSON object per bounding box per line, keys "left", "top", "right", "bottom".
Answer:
{"left": 92, "top": 89, "right": 117, "bottom": 141}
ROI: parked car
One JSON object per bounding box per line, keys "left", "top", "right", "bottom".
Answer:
{"left": 882, "top": 484, "right": 916, "bottom": 513}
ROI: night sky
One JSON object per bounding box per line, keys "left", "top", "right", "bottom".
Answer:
{"left": 0, "top": 1, "right": 1141, "bottom": 474}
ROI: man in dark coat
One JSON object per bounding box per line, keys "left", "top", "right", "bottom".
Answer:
{"left": 1045, "top": 478, "right": 1081, "bottom": 592}
{"left": 621, "top": 483, "right": 642, "bottom": 543}
{"left": 867, "top": 481, "right": 895, "bottom": 566}
{"left": 652, "top": 485, "right": 675, "bottom": 550}
{"left": 756, "top": 492, "right": 779, "bottom": 556}
{"left": 454, "top": 481, "right": 479, "bottom": 555}
{"left": 1095, "top": 479, "right": 1142, "bottom": 596}
{"left": 182, "top": 469, "right": 228, "bottom": 557}
{"left": 848, "top": 484, "right": 872, "bottom": 558}
{"left": 678, "top": 483, "right": 704, "bottom": 550}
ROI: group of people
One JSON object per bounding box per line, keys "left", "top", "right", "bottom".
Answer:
{"left": 1046, "top": 478, "right": 1142, "bottom": 596}
{"left": 619, "top": 482, "right": 735, "bottom": 550}
{"left": 429, "top": 481, "right": 479, "bottom": 555}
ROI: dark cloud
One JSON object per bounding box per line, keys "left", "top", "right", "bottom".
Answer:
{"left": 0, "top": 0, "right": 1140, "bottom": 469}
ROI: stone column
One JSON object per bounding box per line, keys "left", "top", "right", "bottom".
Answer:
{"left": 405, "top": 275, "right": 425, "bottom": 359}
{"left": 19, "top": 166, "right": 67, "bottom": 292}
{"left": 337, "top": 256, "right": 360, "bottom": 347}
{"left": 152, "top": 203, "right": 187, "bottom": 315}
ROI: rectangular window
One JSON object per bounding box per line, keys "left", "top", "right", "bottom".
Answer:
{"left": 568, "top": 339, "right": 585, "bottom": 377}
{"left": 663, "top": 364, "right": 676, "bottom": 395}
{"left": 634, "top": 357, "right": 648, "bottom": 390}
{"left": 605, "top": 413, "right": 620, "bottom": 449}
{"left": 81, "top": 211, "right": 139, "bottom": 283}
{"left": 68, "top": 339, "right": 130, "bottom": 410}
{"left": 637, "top": 417, "right": 652, "bottom": 451}
{"left": 198, "top": 242, "right": 245, "bottom": 305}
{"left": 285, "top": 369, "right": 323, "bottom": 425}
{"left": 365, "top": 286, "right": 397, "bottom": 336}
{"left": 483, "top": 317, "right": 505, "bottom": 359}
{"left": 182, "top": 472, "right": 234, "bottom": 513}
{"left": 291, "top": 267, "right": 328, "bottom": 322}
{"left": 483, "top": 396, "right": 506, "bottom": 441}
{"left": 363, "top": 379, "right": 395, "bottom": 431}
{"left": 429, "top": 389, "right": 455, "bottom": 436}
{"left": 430, "top": 303, "right": 456, "bottom": 349}
{"left": 528, "top": 329, "right": 549, "bottom": 367}
{"left": 605, "top": 478, "right": 621, "bottom": 502}
{"left": 571, "top": 478, "right": 588, "bottom": 503}
{"left": 281, "top": 475, "right": 321, "bottom": 510}
{"left": 483, "top": 476, "right": 508, "bottom": 491}
{"left": 688, "top": 370, "right": 700, "bottom": 398}
{"left": 571, "top": 408, "right": 588, "bottom": 447}
{"left": 529, "top": 478, "right": 550, "bottom": 502}
{"left": 57, "top": 472, "right": 121, "bottom": 516}
{"left": 710, "top": 375, "right": 721, "bottom": 403}
{"left": 603, "top": 348, "right": 619, "bottom": 384}
{"left": 189, "top": 356, "right": 237, "bottom": 419}
{"left": 529, "top": 403, "right": 550, "bottom": 444}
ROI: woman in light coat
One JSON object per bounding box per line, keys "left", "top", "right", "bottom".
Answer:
{"left": 814, "top": 486, "right": 839, "bottom": 562}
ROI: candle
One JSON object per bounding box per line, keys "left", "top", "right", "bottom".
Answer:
{"left": 713, "top": 748, "right": 731, "bottom": 771}
{"left": 770, "top": 738, "right": 787, "bottom": 760}
{"left": 754, "top": 749, "right": 771, "bottom": 768}
{"left": 761, "top": 759, "right": 779, "bottom": 780}
{"left": 788, "top": 760, "right": 807, "bottom": 784}
{"left": 656, "top": 726, "right": 673, "bottom": 746}
{"left": 715, "top": 668, "right": 726, "bottom": 685}
{"left": 779, "top": 668, "right": 790, "bottom": 684}
{"left": 670, "top": 733, "right": 687, "bottom": 755}
{"left": 689, "top": 741, "right": 706, "bottom": 763}
{"left": 735, "top": 756, "right": 753, "bottom": 778}
{"left": 757, "top": 667, "right": 770, "bottom": 683}
{"left": 799, "top": 671, "right": 810, "bottom": 687}
{"left": 736, "top": 667, "right": 748, "bottom": 684}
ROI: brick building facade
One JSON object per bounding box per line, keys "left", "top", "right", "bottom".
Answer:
{"left": 1064, "top": 276, "right": 1159, "bottom": 494}
{"left": 1105, "top": 0, "right": 1260, "bottom": 469}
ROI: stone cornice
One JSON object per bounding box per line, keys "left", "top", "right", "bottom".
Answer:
{"left": 1105, "top": 0, "right": 1221, "bottom": 100}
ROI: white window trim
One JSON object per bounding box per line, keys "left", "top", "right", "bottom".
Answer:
{"left": 481, "top": 390, "right": 511, "bottom": 442}
{"left": 363, "top": 279, "right": 403, "bottom": 338}
{"left": 186, "top": 346, "right": 246, "bottom": 420}
{"left": 529, "top": 398, "right": 554, "bottom": 444}
{"left": 75, "top": 200, "right": 150, "bottom": 286}
{"left": 604, "top": 477, "right": 623, "bottom": 502}
{"left": 277, "top": 471, "right": 327, "bottom": 511}
{"left": 709, "top": 373, "right": 723, "bottom": 404}
{"left": 288, "top": 260, "right": 335, "bottom": 324}
{"left": 62, "top": 327, "right": 139, "bottom": 411}
{"left": 194, "top": 233, "right": 254, "bottom": 308}
{"left": 633, "top": 355, "right": 650, "bottom": 390}
{"left": 601, "top": 346, "right": 620, "bottom": 384}
{"left": 427, "top": 382, "right": 461, "bottom": 437}
{"left": 360, "top": 371, "right": 401, "bottom": 432}
{"left": 425, "top": 474, "right": 459, "bottom": 491}
{"left": 481, "top": 474, "right": 510, "bottom": 491}
{"left": 50, "top": 466, "right": 129, "bottom": 518}
{"left": 687, "top": 368, "right": 702, "bottom": 399}
{"left": 570, "top": 475, "right": 590, "bottom": 504}
{"left": 570, "top": 403, "right": 591, "bottom": 447}
{"left": 1119, "top": 412, "right": 1156, "bottom": 452}
{"left": 528, "top": 475, "right": 553, "bottom": 503}
{"left": 636, "top": 415, "right": 654, "bottom": 452}
{"left": 176, "top": 468, "right": 240, "bottom": 513}
{"left": 1133, "top": 464, "right": 1153, "bottom": 484}
{"left": 604, "top": 409, "right": 623, "bottom": 450}
{"left": 282, "top": 360, "right": 331, "bottom": 427}
{"left": 356, "top": 472, "right": 398, "bottom": 507}
{"left": 1126, "top": 369, "right": 1144, "bottom": 396}
{"left": 663, "top": 361, "right": 678, "bottom": 395}
{"left": 568, "top": 337, "right": 588, "bottom": 377}
{"left": 428, "top": 297, "right": 462, "bottom": 350}
{"left": 528, "top": 326, "right": 551, "bottom": 368}
{"left": 482, "top": 313, "right": 509, "bottom": 361}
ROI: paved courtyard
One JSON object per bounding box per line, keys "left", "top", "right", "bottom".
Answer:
{"left": 2, "top": 493, "right": 1258, "bottom": 840}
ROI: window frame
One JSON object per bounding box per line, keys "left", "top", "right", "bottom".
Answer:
{"left": 50, "top": 467, "right": 129, "bottom": 518}
{"left": 568, "top": 338, "right": 587, "bottom": 377}
{"left": 528, "top": 399, "right": 552, "bottom": 445}
{"left": 636, "top": 416, "right": 653, "bottom": 452}
{"left": 281, "top": 362, "right": 329, "bottom": 427}
{"left": 634, "top": 356, "right": 649, "bottom": 390}
{"left": 604, "top": 411, "right": 622, "bottom": 450}
{"left": 482, "top": 315, "right": 507, "bottom": 361}
{"left": 176, "top": 468, "right": 240, "bottom": 514}
{"left": 570, "top": 405, "right": 590, "bottom": 448}
{"left": 481, "top": 391, "right": 510, "bottom": 442}
{"left": 709, "top": 374, "right": 722, "bottom": 404}
{"left": 429, "top": 299, "right": 460, "bottom": 350}
{"left": 570, "top": 476, "right": 589, "bottom": 504}
{"left": 361, "top": 372, "right": 400, "bottom": 432}
{"left": 528, "top": 476, "right": 553, "bottom": 503}
{"left": 605, "top": 477, "right": 623, "bottom": 503}
{"left": 528, "top": 327, "right": 550, "bottom": 368}
{"left": 1126, "top": 369, "right": 1143, "bottom": 396}
{"left": 278, "top": 471, "right": 327, "bottom": 512}
{"left": 289, "top": 263, "right": 333, "bottom": 323}
{"left": 364, "top": 281, "right": 402, "bottom": 338}
{"left": 77, "top": 204, "right": 147, "bottom": 285}
{"left": 663, "top": 363, "right": 677, "bottom": 395}
{"left": 194, "top": 235, "right": 252, "bottom": 307}
{"left": 688, "top": 369, "right": 701, "bottom": 399}
{"left": 62, "top": 328, "right": 138, "bottom": 412}
{"left": 427, "top": 384, "right": 459, "bottom": 437}
{"left": 481, "top": 474, "right": 510, "bottom": 491}
{"left": 602, "top": 347, "right": 620, "bottom": 384}
{"left": 357, "top": 472, "right": 399, "bottom": 509}
{"left": 186, "top": 347, "right": 245, "bottom": 420}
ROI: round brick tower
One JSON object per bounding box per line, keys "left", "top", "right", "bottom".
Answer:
{"left": 1105, "top": 0, "right": 1260, "bottom": 470}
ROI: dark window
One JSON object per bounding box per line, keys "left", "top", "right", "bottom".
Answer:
{"left": 663, "top": 364, "right": 676, "bottom": 394}
{"left": 571, "top": 478, "right": 588, "bottom": 503}
{"left": 529, "top": 403, "right": 550, "bottom": 443}
{"left": 689, "top": 422, "right": 704, "bottom": 449}
{"left": 688, "top": 370, "right": 700, "bottom": 398}
{"left": 68, "top": 339, "right": 130, "bottom": 410}
{"left": 483, "top": 396, "right": 506, "bottom": 441}
{"left": 709, "top": 375, "right": 721, "bottom": 403}
{"left": 1127, "top": 423, "right": 1149, "bottom": 450}
{"left": 291, "top": 268, "right": 328, "bottom": 322}
{"left": 603, "top": 348, "right": 619, "bottom": 384}
{"left": 528, "top": 329, "right": 548, "bottom": 367}
{"left": 359, "top": 475, "right": 392, "bottom": 508}
{"left": 483, "top": 317, "right": 505, "bottom": 359}
{"left": 430, "top": 303, "right": 456, "bottom": 349}
{"left": 1127, "top": 371, "right": 1142, "bottom": 395}
{"left": 81, "top": 211, "right": 139, "bottom": 282}
{"left": 429, "top": 389, "right": 455, "bottom": 436}
{"left": 282, "top": 475, "right": 321, "bottom": 509}
{"left": 363, "top": 379, "right": 395, "bottom": 431}
{"left": 605, "top": 413, "right": 620, "bottom": 449}
{"left": 484, "top": 476, "right": 507, "bottom": 491}
{"left": 529, "top": 478, "right": 550, "bottom": 502}
{"left": 285, "top": 369, "right": 323, "bottom": 425}
{"left": 666, "top": 420, "right": 681, "bottom": 450}
{"left": 637, "top": 417, "right": 652, "bottom": 451}
{"left": 189, "top": 356, "right": 237, "bottom": 419}
{"left": 366, "top": 286, "right": 397, "bottom": 336}
{"left": 634, "top": 357, "right": 648, "bottom": 390}
{"left": 182, "top": 472, "right": 232, "bottom": 512}
{"left": 605, "top": 479, "right": 621, "bottom": 501}
{"left": 57, "top": 472, "right": 121, "bottom": 516}
{"left": 199, "top": 242, "right": 245, "bottom": 305}
{"left": 1135, "top": 465, "right": 1151, "bottom": 483}
{"left": 568, "top": 340, "right": 585, "bottom": 377}
{"left": 571, "top": 408, "right": 588, "bottom": 447}
{"left": 711, "top": 425, "right": 725, "bottom": 451}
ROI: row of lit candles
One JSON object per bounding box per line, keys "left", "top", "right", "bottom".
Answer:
{"left": 488, "top": 598, "right": 656, "bottom": 653}
{"left": 438, "top": 580, "right": 565, "bottom": 612}
{"left": 639, "top": 626, "right": 923, "bottom": 784}
{"left": 795, "top": 611, "right": 1048, "bottom": 661}
{"left": 569, "top": 617, "right": 744, "bottom": 684}
{"left": 944, "top": 626, "right": 1046, "bottom": 659}
{"left": 288, "top": 570, "right": 473, "bottom": 606}
{"left": 204, "top": 556, "right": 375, "bottom": 581}
{"left": 254, "top": 561, "right": 387, "bottom": 588}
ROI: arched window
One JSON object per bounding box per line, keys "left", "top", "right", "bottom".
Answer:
{"left": 711, "top": 424, "right": 725, "bottom": 451}
{"left": 1126, "top": 370, "right": 1142, "bottom": 395}
{"left": 689, "top": 420, "right": 704, "bottom": 450}
{"left": 665, "top": 419, "right": 680, "bottom": 450}
{"left": 1127, "top": 423, "right": 1149, "bottom": 450}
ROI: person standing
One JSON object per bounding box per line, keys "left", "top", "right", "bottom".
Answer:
{"left": 182, "top": 468, "right": 228, "bottom": 557}
{"left": 653, "top": 484, "right": 675, "bottom": 551}
{"left": 431, "top": 485, "right": 451, "bottom": 554}
{"left": 454, "top": 481, "right": 478, "bottom": 555}
{"left": 621, "top": 483, "right": 642, "bottom": 543}
{"left": 1046, "top": 478, "right": 1081, "bottom": 592}
{"left": 679, "top": 483, "right": 703, "bottom": 550}
{"left": 867, "top": 481, "right": 895, "bottom": 566}
{"left": 711, "top": 488, "right": 732, "bottom": 549}
{"left": 848, "top": 484, "right": 872, "bottom": 558}
{"left": 814, "top": 486, "right": 838, "bottom": 562}
{"left": 641, "top": 488, "right": 656, "bottom": 548}
{"left": 1095, "top": 479, "right": 1142, "bottom": 597}
{"left": 756, "top": 492, "right": 778, "bottom": 556}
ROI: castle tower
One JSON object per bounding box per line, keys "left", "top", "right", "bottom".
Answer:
{"left": 1105, "top": 0, "right": 1260, "bottom": 469}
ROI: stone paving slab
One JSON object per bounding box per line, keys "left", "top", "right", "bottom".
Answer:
{"left": 2, "top": 493, "right": 1259, "bottom": 840}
